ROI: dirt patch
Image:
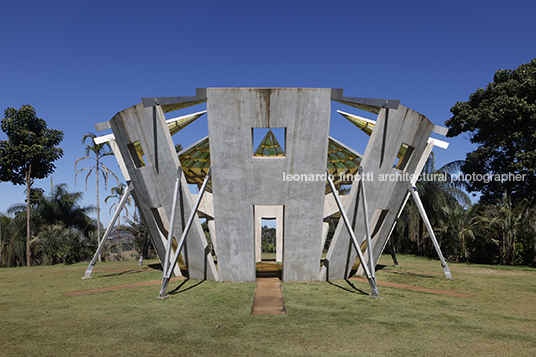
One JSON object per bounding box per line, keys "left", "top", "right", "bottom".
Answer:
{"left": 251, "top": 277, "right": 286, "bottom": 315}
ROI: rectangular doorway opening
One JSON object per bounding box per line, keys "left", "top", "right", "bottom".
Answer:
{"left": 254, "top": 205, "right": 284, "bottom": 279}
{"left": 261, "top": 218, "right": 277, "bottom": 261}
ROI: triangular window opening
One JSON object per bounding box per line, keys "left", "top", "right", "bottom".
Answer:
{"left": 253, "top": 128, "right": 286, "bottom": 157}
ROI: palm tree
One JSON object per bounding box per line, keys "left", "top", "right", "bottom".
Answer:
{"left": 486, "top": 192, "right": 531, "bottom": 265}
{"left": 105, "top": 183, "right": 132, "bottom": 220}
{"left": 105, "top": 183, "right": 132, "bottom": 254}
{"left": 75, "top": 133, "right": 118, "bottom": 260}
{"left": 440, "top": 203, "right": 486, "bottom": 262}
{"left": 396, "top": 153, "right": 470, "bottom": 257}
{"left": 0, "top": 212, "right": 9, "bottom": 267}
{"left": 37, "top": 183, "right": 96, "bottom": 234}
{"left": 5, "top": 184, "right": 97, "bottom": 266}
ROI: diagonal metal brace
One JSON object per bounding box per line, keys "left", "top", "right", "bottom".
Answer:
{"left": 161, "top": 166, "right": 183, "bottom": 288}
{"left": 408, "top": 183, "right": 452, "bottom": 279}
{"left": 83, "top": 182, "right": 134, "bottom": 279}
{"left": 159, "top": 167, "right": 212, "bottom": 298}
{"left": 358, "top": 167, "right": 376, "bottom": 281}
{"left": 326, "top": 169, "right": 380, "bottom": 297}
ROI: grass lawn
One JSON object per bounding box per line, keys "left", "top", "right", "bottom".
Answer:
{"left": 1, "top": 254, "right": 535, "bottom": 356}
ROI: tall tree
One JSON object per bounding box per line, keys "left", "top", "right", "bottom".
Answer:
{"left": 0, "top": 105, "right": 64, "bottom": 266}
{"left": 0, "top": 213, "right": 6, "bottom": 267}
{"left": 439, "top": 203, "right": 485, "bottom": 262}
{"left": 445, "top": 59, "right": 536, "bottom": 205}
{"left": 35, "top": 183, "right": 96, "bottom": 234}
{"left": 75, "top": 133, "right": 118, "bottom": 260}
{"left": 487, "top": 192, "right": 531, "bottom": 265}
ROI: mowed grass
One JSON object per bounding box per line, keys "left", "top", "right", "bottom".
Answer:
{"left": 1, "top": 255, "right": 536, "bottom": 356}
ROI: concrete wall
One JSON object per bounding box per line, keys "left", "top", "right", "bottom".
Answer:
{"left": 207, "top": 88, "right": 331, "bottom": 282}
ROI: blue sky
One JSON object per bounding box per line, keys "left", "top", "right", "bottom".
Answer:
{"left": 1, "top": 0, "right": 535, "bottom": 226}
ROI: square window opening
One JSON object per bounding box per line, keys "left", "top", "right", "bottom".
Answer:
{"left": 127, "top": 141, "right": 147, "bottom": 168}
{"left": 393, "top": 143, "right": 415, "bottom": 171}
{"left": 252, "top": 127, "right": 286, "bottom": 157}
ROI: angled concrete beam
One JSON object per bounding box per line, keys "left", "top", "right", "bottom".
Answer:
{"left": 432, "top": 125, "right": 449, "bottom": 136}
{"left": 142, "top": 89, "right": 207, "bottom": 110}
{"left": 95, "top": 120, "right": 111, "bottom": 132}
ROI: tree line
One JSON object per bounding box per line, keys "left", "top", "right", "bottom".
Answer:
{"left": 391, "top": 154, "right": 536, "bottom": 266}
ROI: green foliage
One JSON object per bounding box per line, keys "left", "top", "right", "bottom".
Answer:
{"left": 395, "top": 153, "right": 536, "bottom": 266}
{"left": 105, "top": 183, "right": 132, "bottom": 217}
{"left": 261, "top": 225, "right": 276, "bottom": 253}
{"left": 125, "top": 210, "right": 155, "bottom": 259}
{"left": 439, "top": 203, "right": 489, "bottom": 263}
{"left": 32, "top": 224, "right": 96, "bottom": 265}
{"left": 0, "top": 105, "right": 64, "bottom": 185}
{"left": 446, "top": 59, "right": 536, "bottom": 205}
{"left": 485, "top": 192, "right": 534, "bottom": 265}
{"left": 0, "top": 105, "right": 64, "bottom": 266}
{"left": 396, "top": 154, "right": 470, "bottom": 258}
{"left": 37, "top": 183, "right": 96, "bottom": 234}
{"left": 0, "top": 184, "right": 97, "bottom": 267}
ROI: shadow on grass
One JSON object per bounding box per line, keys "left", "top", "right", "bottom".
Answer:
{"left": 326, "top": 278, "right": 369, "bottom": 295}
{"left": 147, "top": 263, "right": 163, "bottom": 271}
{"left": 147, "top": 263, "right": 189, "bottom": 277}
{"left": 97, "top": 268, "right": 155, "bottom": 278}
{"left": 168, "top": 279, "right": 204, "bottom": 295}
{"left": 381, "top": 270, "right": 437, "bottom": 278}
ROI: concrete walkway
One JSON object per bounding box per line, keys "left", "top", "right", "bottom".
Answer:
{"left": 251, "top": 277, "right": 287, "bottom": 315}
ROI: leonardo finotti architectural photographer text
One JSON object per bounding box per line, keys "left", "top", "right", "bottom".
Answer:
{"left": 282, "top": 171, "right": 526, "bottom": 183}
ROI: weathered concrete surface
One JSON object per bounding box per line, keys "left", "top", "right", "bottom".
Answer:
{"left": 99, "top": 88, "right": 448, "bottom": 288}
{"left": 108, "top": 103, "right": 218, "bottom": 281}
{"left": 321, "top": 105, "right": 435, "bottom": 280}
{"left": 208, "top": 88, "right": 331, "bottom": 282}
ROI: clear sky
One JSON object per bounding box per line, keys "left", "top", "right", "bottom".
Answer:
{"left": 1, "top": 0, "right": 535, "bottom": 226}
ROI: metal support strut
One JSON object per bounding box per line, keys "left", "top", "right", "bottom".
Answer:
{"left": 161, "top": 166, "right": 183, "bottom": 288}
{"left": 158, "top": 167, "right": 211, "bottom": 298}
{"left": 359, "top": 168, "right": 376, "bottom": 283}
{"left": 408, "top": 183, "right": 452, "bottom": 279}
{"left": 326, "top": 169, "right": 380, "bottom": 298}
{"left": 83, "top": 182, "right": 134, "bottom": 279}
